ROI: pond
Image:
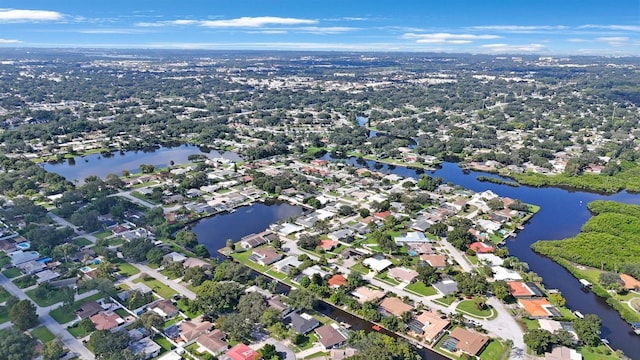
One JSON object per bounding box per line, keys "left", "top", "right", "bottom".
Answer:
{"left": 41, "top": 144, "right": 241, "bottom": 183}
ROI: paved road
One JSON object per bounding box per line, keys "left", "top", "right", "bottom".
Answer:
{"left": 128, "top": 262, "right": 196, "bottom": 300}
{"left": 109, "top": 191, "right": 159, "bottom": 209}
{"left": 0, "top": 273, "right": 94, "bottom": 359}
{"left": 48, "top": 212, "right": 98, "bottom": 244}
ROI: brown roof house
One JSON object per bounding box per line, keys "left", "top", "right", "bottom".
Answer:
{"left": 75, "top": 301, "right": 104, "bottom": 320}
{"left": 251, "top": 247, "right": 282, "bottom": 267}
{"left": 152, "top": 299, "right": 179, "bottom": 318}
{"left": 409, "top": 311, "right": 450, "bottom": 344}
{"left": 315, "top": 324, "right": 349, "bottom": 350}
{"left": 196, "top": 329, "right": 229, "bottom": 356}
{"left": 179, "top": 318, "right": 214, "bottom": 344}
{"left": 446, "top": 327, "right": 490, "bottom": 356}
{"left": 351, "top": 286, "right": 385, "bottom": 304}
{"left": 387, "top": 267, "right": 419, "bottom": 284}
{"left": 378, "top": 297, "right": 414, "bottom": 317}
{"left": 90, "top": 311, "right": 124, "bottom": 331}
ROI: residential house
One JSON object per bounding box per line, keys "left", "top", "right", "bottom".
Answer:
{"left": 183, "top": 257, "right": 211, "bottom": 269}
{"left": 163, "top": 252, "right": 187, "bottom": 264}
{"left": 284, "top": 312, "right": 320, "bottom": 335}
{"left": 363, "top": 257, "right": 392, "bottom": 273}
{"left": 179, "top": 319, "right": 213, "bottom": 344}
{"left": 90, "top": 311, "right": 123, "bottom": 331}
{"left": 469, "top": 242, "right": 494, "bottom": 254}
{"left": 492, "top": 266, "right": 523, "bottom": 281}
{"left": 387, "top": 267, "right": 419, "bottom": 284}
{"left": 196, "top": 329, "right": 229, "bottom": 356}
{"left": 8, "top": 250, "right": 39, "bottom": 266}
{"left": 378, "top": 297, "right": 413, "bottom": 317}
{"left": 507, "top": 281, "right": 544, "bottom": 298}
{"left": 409, "top": 219, "right": 433, "bottom": 232}
{"left": 221, "top": 343, "right": 262, "bottom": 360}
{"left": 432, "top": 279, "right": 458, "bottom": 296}
{"left": 446, "top": 327, "right": 490, "bottom": 357}
{"left": 408, "top": 243, "right": 435, "bottom": 255}
{"left": 339, "top": 248, "right": 365, "bottom": 260}
{"left": 394, "top": 232, "right": 430, "bottom": 245}
{"left": 250, "top": 247, "right": 282, "bottom": 267}
{"left": 75, "top": 301, "right": 104, "bottom": 320}
{"left": 152, "top": 299, "right": 179, "bottom": 318}
{"left": 36, "top": 270, "right": 60, "bottom": 284}
{"left": 330, "top": 348, "right": 358, "bottom": 360}
{"left": 315, "top": 324, "right": 349, "bottom": 350}
{"left": 267, "top": 296, "right": 290, "bottom": 314}
{"left": 518, "top": 298, "right": 561, "bottom": 319}
{"left": 545, "top": 345, "right": 582, "bottom": 360}
{"left": 327, "top": 274, "right": 348, "bottom": 289}
{"left": 408, "top": 311, "right": 450, "bottom": 343}
{"left": 538, "top": 320, "right": 579, "bottom": 343}
{"left": 351, "top": 287, "right": 385, "bottom": 303}
{"left": 17, "top": 259, "right": 45, "bottom": 274}
{"left": 319, "top": 239, "right": 339, "bottom": 251}
{"left": 620, "top": 274, "right": 640, "bottom": 291}
{"left": 373, "top": 211, "right": 392, "bottom": 221}
{"left": 419, "top": 254, "right": 447, "bottom": 269}
{"left": 476, "top": 253, "right": 504, "bottom": 266}
{"left": 327, "top": 229, "right": 354, "bottom": 243}
{"left": 273, "top": 256, "right": 302, "bottom": 274}
{"left": 129, "top": 336, "right": 162, "bottom": 360}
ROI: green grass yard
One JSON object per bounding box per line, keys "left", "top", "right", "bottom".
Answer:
{"left": 31, "top": 326, "right": 55, "bottom": 343}
{"left": 479, "top": 339, "right": 509, "bottom": 360}
{"left": 73, "top": 238, "right": 93, "bottom": 247}
{"left": 405, "top": 282, "right": 437, "bottom": 296}
{"left": 132, "top": 276, "right": 176, "bottom": 299}
{"left": 2, "top": 267, "right": 22, "bottom": 278}
{"left": 456, "top": 300, "right": 495, "bottom": 319}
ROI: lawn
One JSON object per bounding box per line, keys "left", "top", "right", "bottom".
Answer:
{"left": 432, "top": 296, "right": 458, "bottom": 307}
{"left": 115, "top": 308, "right": 130, "bottom": 318}
{"left": 293, "top": 333, "right": 318, "bottom": 351}
{"left": 133, "top": 276, "right": 177, "bottom": 299}
{"left": 579, "top": 345, "right": 622, "bottom": 360}
{"left": 405, "top": 282, "right": 437, "bottom": 296}
{"left": 31, "top": 326, "right": 55, "bottom": 343}
{"left": 12, "top": 275, "right": 36, "bottom": 288}
{"left": 155, "top": 336, "right": 174, "bottom": 351}
{"left": 0, "top": 306, "right": 8, "bottom": 324}
{"left": 113, "top": 259, "right": 140, "bottom": 277}
{"left": 456, "top": 300, "right": 495, "bottom": 319}
{"left": 2, "top": 267, "right": 22, "bottom": 279}
{"left": 94, "top": 230, "right": 113, "bottom": 240}
{"left": 0, "top": 288, "right": 11, "bottom": 303}
{"left": 479, "top": 339, "right": 509, "bottom": 360}
{"left": 73, "top": 237, "right": 93, "bottom": 247}
{"left": 50, "top": 293, "right": 104, "bottom": 324}
{"left": 303, "top": 351, "right": 329, "bottom": 359}
{"left": 373, "top": 271, "right": 400, "bottom": 286}
{"left": 26, "top": 286, "right": 70, "bottom": 307}
{"left": 176, "top": 299, "right": 202, "bottom": 319}
{"left": 107, "top": 238, "right": 124, "bottom": 246}
{"left": 350, "top": 263, "right": 370, "bottom": 275}
{"left": 231, "top": 250, "right": 269, "bottom": 272}
{"left": 67, "top": 324, "right": 92, "bottom": 338}
{"left": 520, "top": 318, "right": 539, "bottom": 330}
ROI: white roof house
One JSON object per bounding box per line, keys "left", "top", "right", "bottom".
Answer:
{"left": 363, "top": 257, "right": 393, "bottom": 272}
{"left": 492, "top": 266, "right": 523, "bottom": 281}
{"left": 394, "top": 232, "right": 430, "bottom": 245}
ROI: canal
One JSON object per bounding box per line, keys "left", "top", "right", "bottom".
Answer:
{"left": 322, "top": 155, "right": 640, "bottom": 358}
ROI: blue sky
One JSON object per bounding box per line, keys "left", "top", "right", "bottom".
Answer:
{"left": 0, "top": 1, "right": 639, "bottom": 55}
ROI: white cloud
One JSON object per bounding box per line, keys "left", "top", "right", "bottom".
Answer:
{"left": 296, "top": 26, "right": 356, "bottom": 34}
{"left": 78, "top": 29, "right": 148, "bottom": 34}
{"left": 246, "top": 30, "right": 288, "bottom": 35}
{"left": 0, "top": 38, "right": 21, "bottom": 44}
{"left": 403, "top": 32, "right": 499, "bottom": 44}
{"left": 470, "top": 25, "right": 568, "bottom": 32}
{"left": 567, "top": 38, "right": 589, "bottom": 43}
{"left": 579, "top": 24, "right": 640, "bottom": 32}
{"left": 200, "top": 16, "right": 316, "bottom": 28}
{"left": 0, "top": 9, "right": 63, "bottom": 22}
{"left": 481, "top": 43, "right": 546, "bottom": 53}
{"left": 595, "top": 36, "right": 629, "bottom": 46}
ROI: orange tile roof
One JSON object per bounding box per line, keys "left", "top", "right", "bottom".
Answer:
{"left": 319, "top": 239, "right": 339, "bottom": 251}
{"left": 415, "top": 311, "right": 450, "bottom": 342}
{"left": 518, "top": 298, "right": 553, "bottom": 318}
{"left": 508, "top": 281, "right": 533, "bottom": 297}
{"left": 378, "top": 297, "right": 413, "bottom": 317}
{"left": 620, "top": 274, "right": 640, "bottom": 290}
{"left": 327, "top": 274, "right": 348, "bottom": 288}
{"left": 420, "top": 254, "right": 447, "bottom": 268}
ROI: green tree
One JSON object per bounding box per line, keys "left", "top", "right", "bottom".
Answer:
{"left": 9, "top": 300, "right": 38, "bottom": 330}
{"left": 42, "top": 341, "right": 64, "bottom": 360}
{"left": 574, "top": 314, "right": 601, "bottom": 346}
{"left": 492, "top": 280, "right": 511, "bottom": 302}
{"left": 416, "top": 264, "right": 438, "bottom": 284}
{"left": 146, "top": 247, "right": 164, "bottom": 265}
{"left": 219, "top": 313, "right": 252, "bottom": 341}
{"left": 136, "top": 311, "right": 164, "bottom": 331}
{"left": 0, "top": 328, "right": 36, "bottom": 360}
{"left": 259, "top": 343, "right": 281, "bottom": 360}
{"left": 184, "top": 266, "right": 208, "bottom": 286}
{"left": 196, "top": 280, "right": 244, "bottom": 315}
{"left": 176, "top": 230, "right": 198, "bottom": 248}
{"left": 193, "top": 244, "right": 210, "bottom": 258}
{"left": 88, "top": 330, "right": 130, "bottom": 359}
{"left": 238, "top": 292, "right": 267, "bottom": 323}
{"left": 524, "top": 329, "right": 554, "bottom": 355}
{"left": 286, "top": 288, "right": 316, "bottom": 311}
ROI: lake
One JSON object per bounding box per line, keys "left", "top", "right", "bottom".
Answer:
{"left": 41, "top": 145, "right": 242, "bottom": 183}
{"left": 192, "top": 200, "right": 304, "bottom": 259}
{"left": 322, "top": 155, "right": 640, "bottom": 358}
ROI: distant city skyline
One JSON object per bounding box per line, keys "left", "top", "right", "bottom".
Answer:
{"left": 0, "top": 0, "right": 639, "bottom": 55}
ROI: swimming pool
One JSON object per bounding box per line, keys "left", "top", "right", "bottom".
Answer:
{"left": 37, "top": 257, "right": 51, "bottom": 263}
{"left": 80, "top": 266, "right": 92, "bottom": 273}
{"left": 16, "top": 242, "right": 30, "bottom": 250}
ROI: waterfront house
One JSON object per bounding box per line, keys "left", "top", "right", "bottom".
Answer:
{"left": 327, "top": 274, "right": 348, "bottom": 289}
{"left": 492, "top": 266, "right": 523, "bottom": 281}
{"left": 315, "top": 324, "right": 349, "bottom": 350}
{"left": 351, "top": 286, "right": 385, "bottom": 303}
{"left": 544, "top": 345, "right": 582, "bottom": 360}
{"left": 273, "top": 256, "right": 302, "bottom": 274}
{"left": 446, "top": 327, "right": 490, "bottom": 356}
{"left": 408, "top": 311, "right": 450, "bottom": 344}
{"left": 518, "top": 298, "right": 560, "bottom": 319}
{"left": 183, "top": 257, "right": 211, "bottom": 269}
{"left": 283, "top": 311, "right": 320, "bottom": 334}
{"left": 620, "top": 274, "right": 640, "bottom": 291}
{"left": 378, "top": 297, "right": 414, "bottom": 317}
{"left": 507, "top": 281, "right": 544, "bottom": 298}
{"left": 163, "top": 252, "right": 188, "bottom": 264}
{"left": 250, "top": 247, "right": 282, "bottom": 267}
{"left": 469, "top": 242, "right": 494, "bottom": 254}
